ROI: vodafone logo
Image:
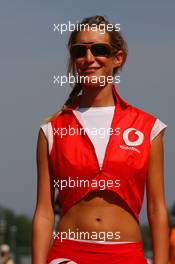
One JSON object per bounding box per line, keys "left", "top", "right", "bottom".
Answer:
{"left": 123, "top": 128, "right": 144, "bottom": 146}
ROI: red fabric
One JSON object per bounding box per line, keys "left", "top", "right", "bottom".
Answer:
{"left": 49, "top": 83, "right": 156, "bottom": 222}
{"left": 46, "top": 238, "right": 148, "bottom": 264}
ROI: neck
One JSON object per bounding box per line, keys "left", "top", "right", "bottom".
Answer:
{"left": 79, "top": 83, "right": 116, "bottom": 108}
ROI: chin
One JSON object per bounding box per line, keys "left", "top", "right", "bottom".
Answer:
{"left": 79, "top": 74, "right": 106, "bottom": 88}
{"left": 81, "top": 82, "right": 107, "bottom": 90}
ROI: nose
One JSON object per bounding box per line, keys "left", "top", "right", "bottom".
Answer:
{"left": 84, "top": 48, "right": 95, "bottom": 63}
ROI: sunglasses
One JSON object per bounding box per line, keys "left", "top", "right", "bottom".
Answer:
{"left": 70, "top": 43, "right": 117, "bottom": 59}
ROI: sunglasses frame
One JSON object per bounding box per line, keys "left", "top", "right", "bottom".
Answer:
{"left": 70, "top": 42, "right": 118, "bottom": 59}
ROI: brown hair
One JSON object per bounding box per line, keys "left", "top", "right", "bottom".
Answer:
{"left": 43, "top": 15, "right": 128, "bottom": 123}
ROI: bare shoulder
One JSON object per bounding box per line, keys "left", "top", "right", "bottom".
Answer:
{"left": 37, "top": 127, "right": 48, "bottom": 160}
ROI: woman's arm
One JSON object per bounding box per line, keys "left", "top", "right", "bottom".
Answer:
{"left": 146, "top": 132, "right": 170, "bottom": 264}
{"left": 32, "top": 128, "right": 55, "bottom": 264}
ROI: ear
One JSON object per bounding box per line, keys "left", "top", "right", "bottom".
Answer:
{"left": 113, "top": 50, "right": 124, "bottom": 68}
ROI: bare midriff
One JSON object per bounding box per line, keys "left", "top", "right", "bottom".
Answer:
{"left": 56, "top": 190, "right": 142, "bottom": 242}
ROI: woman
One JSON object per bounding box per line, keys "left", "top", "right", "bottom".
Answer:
{"left": 32, "top": 15, "right": 169, "bottom": 264}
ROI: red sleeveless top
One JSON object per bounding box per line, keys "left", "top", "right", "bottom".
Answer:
{"left": 40, "top": 84, "right": 167, "bottom": 223}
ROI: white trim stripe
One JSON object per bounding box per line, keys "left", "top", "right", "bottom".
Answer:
{"left": 40, "top": 122, "right": 53, "bottom": 154}
{"left": 49, "top": 258, "right": 77, "bottom": 264}
{"left": 150, "top": 118, "right": 167, "bottom": 141}
{"left": 68, "top": 238, "right": 133, "bottom": 244}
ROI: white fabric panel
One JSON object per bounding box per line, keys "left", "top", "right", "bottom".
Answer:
{"left": 150, "top": 118, "right": 167, "bottom": 141}
{"left": 73, "top": 106, "right": 115, "bottom": 169}
{"left": 40, "top": 122, "right": 53, "bottom": 154}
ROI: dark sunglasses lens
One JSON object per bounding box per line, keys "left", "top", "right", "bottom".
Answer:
{"left": 70, "top": 45, "right": 86, "bottom": 58}
{"left": 92, "top": 44, "right": 111, "bottom": 57}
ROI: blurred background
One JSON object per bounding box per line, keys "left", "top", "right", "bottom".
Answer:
{"left": 0, "top": 0, "right": 175, "bottom": 263}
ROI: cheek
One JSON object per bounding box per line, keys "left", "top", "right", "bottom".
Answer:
{"left": 96, "top": 57, "right": 114, "bottom": 68}
{"left": 74, "top": 60, "right": 82, "bottom": 70}
{"left": 97, "top": 59, "right": 114, "bottom": 74}
{"left": 96, "top": 57, "right": 109, "bottom": 66}
{"left": 74, "top": 59, "right": 90, "bottom": 73}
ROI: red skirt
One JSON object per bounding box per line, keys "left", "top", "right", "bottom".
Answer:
{"left": 46, "top": 237, "right": 148, "bottom": 264}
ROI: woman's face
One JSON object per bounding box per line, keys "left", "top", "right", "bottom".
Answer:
{"left": 72, "top": 28, "right": 124, "bottom": 88}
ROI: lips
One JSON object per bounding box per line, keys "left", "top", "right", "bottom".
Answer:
{"left": 81, "top": 67, "right": 100, "bottom": 74}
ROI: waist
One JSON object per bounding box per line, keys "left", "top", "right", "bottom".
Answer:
{"left": 57, "top": 199, "right": 142, "bottom": 242}
{"left": 47, "top": 237, "right": 147, "bottom": 264}
{"left": 51, "top": 236, "right": 144, "bottom": 252}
